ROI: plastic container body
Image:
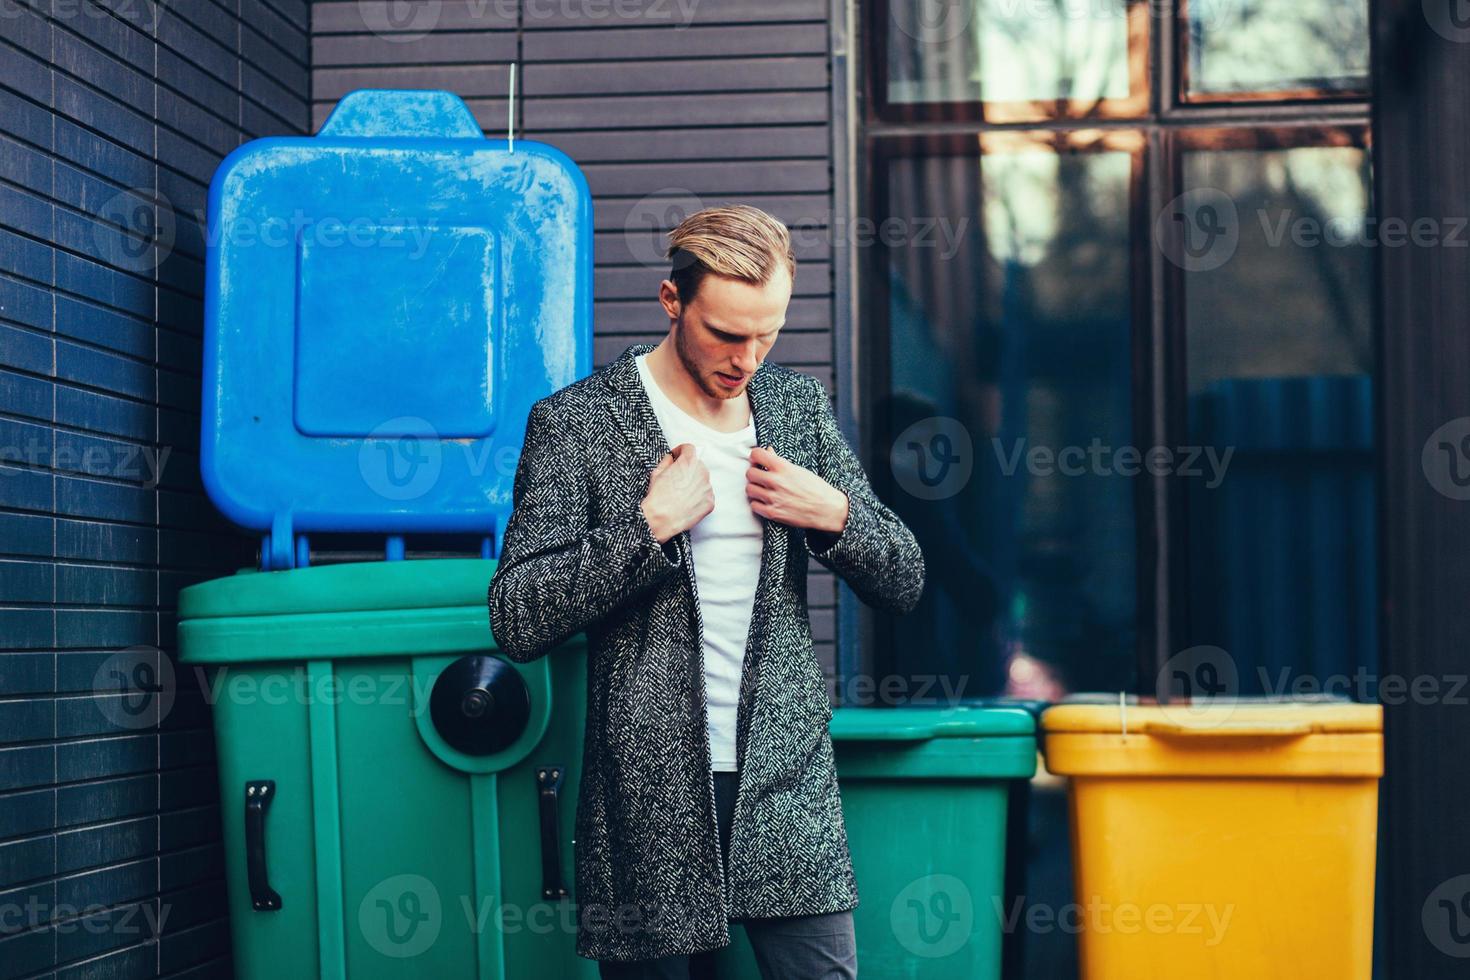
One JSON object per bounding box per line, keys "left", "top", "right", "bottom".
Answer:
{"left": 187, "top": 83, "right": 599, "bottom": 978}
{"left": 200, "top": 89, "right": 592, "bottom": 570}
{"left": 179, "top": 559, "right": 596, "bottom": 980}
{"left": 826, "top": 706, "right": 1036, "bottom": 979}
{"left": 1041, "top": 701, "right": 1383, "bottom": 980}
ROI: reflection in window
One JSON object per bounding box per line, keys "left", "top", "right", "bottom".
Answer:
{"left": 885, "top": 0, "right": 1139, "bottom": 112}
{"left": 1185, "top": 0, "right": 1370, "bottom": 97}
{"left": 878, "top": 144, "right": 1137, "bottom": 702}
{"left": 1180, "top": 144, "right": 1377, "bottom": 692}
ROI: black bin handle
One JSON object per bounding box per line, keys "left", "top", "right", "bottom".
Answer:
{"left": 246, "top": 780, "right": 282, "bottom": 911}
{"left": 537, "top": 767, "right": 568, "bottom": 901}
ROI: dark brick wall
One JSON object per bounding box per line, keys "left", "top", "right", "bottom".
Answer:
{"left": 312, "top": 0, "right": 843, "bottom": 677}
{"left": 0, "top": 1, "right": 310, "bottom": 976}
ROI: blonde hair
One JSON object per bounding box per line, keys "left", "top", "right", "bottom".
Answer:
{"left": 665, "top": 205, "right": 796, "bottom": 304}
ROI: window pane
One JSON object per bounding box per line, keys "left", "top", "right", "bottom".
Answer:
{"left": 885, "top": 0, "right": 1138, "bottom": 109}
{"left": 878, "top": 143, "right": 1137, "bottom": 702}
{"left": 1179, "top": 143, "right": 1377, "bottom": 693}
{"left": 1185, "top": 0, "right": 1370, "bottom": 97}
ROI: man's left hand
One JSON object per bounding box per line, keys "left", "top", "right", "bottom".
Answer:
{"left": 746, "top": 446, "right": 849, "bottom": 534}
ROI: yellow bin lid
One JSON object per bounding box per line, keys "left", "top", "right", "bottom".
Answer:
{"left": 1041, "top": 699, "right": 1383, "bottom": 736}
{"left": 1040, "top": 699, "right": 1383, "bottom": 778}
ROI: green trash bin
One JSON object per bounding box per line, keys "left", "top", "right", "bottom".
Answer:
{"left": 178, "top": 557, "right": 596, "bottom": 980}
{"left": 690, "top": 708, "right": 1029, "bottom": 975}
{"left": 827, "top": 705, "right": 1037, "bottom": 979}
{"left": 699, "top": 705, "right": 1038, "bottom": 980}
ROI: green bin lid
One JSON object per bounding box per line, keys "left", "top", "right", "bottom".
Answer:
{"left": 178, "top": 558, "right": 507, "bottom": 666}
{"left": 178, "top": 557, "right": 496, "bottom": 620}
{"left": 829, "top": 705, "right": 1036, "bottom": 740}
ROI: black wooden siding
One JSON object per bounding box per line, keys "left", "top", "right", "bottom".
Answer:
{"left": 313, "top": 0, "right": 843, "bottom": 676}
{"left": 0, "top": 5, "right": 842, "bottom": 977}
{"left": 0, "top": 1, "right": 310, "bottom": 976}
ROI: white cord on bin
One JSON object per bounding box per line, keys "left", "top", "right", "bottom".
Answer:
{"left": 1120, "top": 690, "right": 1128, "bottom": 738}
{"left": 508, "top": 63, "right": 517, "bottom": 153}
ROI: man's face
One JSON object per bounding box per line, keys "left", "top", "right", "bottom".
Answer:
{"left": 660, "top": 267, "right": 791, "bottom": 400}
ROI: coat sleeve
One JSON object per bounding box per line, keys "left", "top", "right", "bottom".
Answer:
{"left": 488, "top": 396, "right": 683, "bottom": 662}
{"left": 802, "top": 378, "right": 925, "bottom": 615}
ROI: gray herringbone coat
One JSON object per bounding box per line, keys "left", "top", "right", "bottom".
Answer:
{"left": 487, "top": 343, "right": 924, "bottom": 962}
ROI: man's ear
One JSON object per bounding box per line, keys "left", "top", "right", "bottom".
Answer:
{"left": 658, "top": 279, "right": 681, "bottom": 320}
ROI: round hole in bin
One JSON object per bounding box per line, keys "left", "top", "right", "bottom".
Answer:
{"left": 429, "top": 655, "right": 531, "bottom": 756}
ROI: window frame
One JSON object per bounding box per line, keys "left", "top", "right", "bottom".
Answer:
{"left": 861, "top": 128, "right": 1158, "bottom": 692}
{"left": 1158, "top": 123, "right": 1376, "bottom": 659}
{"left": 854, "top": 0, "right": 1375, "bottom": 693}
{"left": 864, "top": 0, "right": 1152, "bottom": 124}
{"left": 1174, "top": 0, "right": 1373, "bottom": 105}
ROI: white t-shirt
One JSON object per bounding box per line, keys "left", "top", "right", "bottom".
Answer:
{"left": 635, "top": 353, "right": 763, "bottom": 772}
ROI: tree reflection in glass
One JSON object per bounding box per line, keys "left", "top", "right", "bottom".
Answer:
{"left": 885, "top": 0, "right": 1141, "bottom": 116}
{"left": 1185, "top": 0, "right": 1370, "bottom": 97}
{"left": 879, "top": 139, "right": 1138, "bottom": 700}
{"left": 1179, "top": 143, "right": 1377, "bottom": 691}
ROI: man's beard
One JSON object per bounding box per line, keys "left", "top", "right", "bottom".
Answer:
{"left": 673, "top": 321, "right": 746, "bottom": 400}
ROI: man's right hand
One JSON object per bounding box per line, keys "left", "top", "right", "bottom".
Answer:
{"left": 641, "top": 443, "right": 714, "bottom": 544}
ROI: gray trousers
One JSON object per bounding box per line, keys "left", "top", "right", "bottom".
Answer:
{"left": 597, "top": 770, "right": 859, "bottom": 980}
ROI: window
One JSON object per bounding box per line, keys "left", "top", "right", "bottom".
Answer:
{"left": 872, "top": 132, "right": 1144, "bottom": 699}
{"left": 861, "top": 2, "right": 1378, "bottom": 704}
{"left": 877, "top": 0, "right": 1149, "bottom": 121}
{"left": 1170, "top": 129, "right": 1376, "bottom": 692}
{"left": 1179, "top": 0, "right": 1371, "bottom": 101}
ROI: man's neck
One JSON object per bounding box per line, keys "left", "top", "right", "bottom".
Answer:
{"left": 644, "top": 338, "right": 751, "bottom": 433}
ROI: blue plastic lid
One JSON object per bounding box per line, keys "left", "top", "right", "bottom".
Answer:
{"left": 202, "top": 89, "right": 592, "bottom": 567}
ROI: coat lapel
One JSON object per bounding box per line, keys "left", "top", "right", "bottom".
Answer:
{"left": 601, "top": 343, "right": 669, "bottom": 472}
{"left": 744, "top": 364, "right": 794, "bottom": 602}
{"left": 733, "top": 363, "right": 794, "bottom": 773}
{"left": 599, "top": 341, "right": 797, "bottom": 493}
{"left": 599, "top": 343, "right": 796, "bottom": 776}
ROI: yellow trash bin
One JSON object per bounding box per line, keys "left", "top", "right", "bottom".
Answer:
{"left": 1040, "top": 700, "right": 1382, "bottom": 980}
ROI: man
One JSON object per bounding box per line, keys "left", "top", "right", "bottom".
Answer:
{"left": 488, "top": 205, "right": 924, "bottom": 978}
